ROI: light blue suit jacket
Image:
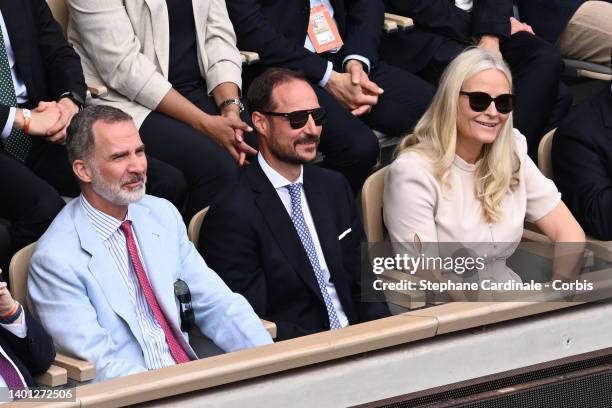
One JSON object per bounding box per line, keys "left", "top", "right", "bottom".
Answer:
{"left": 27, "top": 195, "right": 272, "bottom": 382}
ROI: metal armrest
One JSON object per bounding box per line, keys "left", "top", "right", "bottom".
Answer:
{"left": 35, "top": 364, "right": 68, "bottom": 387}
{"left": 240, "top": 51, "right": 260, "bottom": 65}
{"left": 261, "top": 319, "right": 277, "bottom": 339}
{"left": 384, "top": 13, "right": 415, "bottom": 30}
{"left": 54, "top": 353, "right": 96, "bottom": 382}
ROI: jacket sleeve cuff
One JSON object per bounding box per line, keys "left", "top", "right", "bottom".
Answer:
{"left": 134, "top": 73, "right": 173, "bottom": 111}
{"left": 206, "top": 61, "right": 243, "bottom": 95}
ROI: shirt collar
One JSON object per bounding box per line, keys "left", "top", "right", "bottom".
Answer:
{"left": 80, "top": 195, "right": 131, "bottom": 241}
{"left": 257, "top": 153, "right": 303, "bottom": 189}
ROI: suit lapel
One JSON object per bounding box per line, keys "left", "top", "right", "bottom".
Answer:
{"left": 247, "top": 162, "right": 324, "bottom": 302}
{"left": 302, "top": 167, "right": 345, "bottom": 288}
{"left": 143, "top": 0, "right": 170, "bottom": 77}
{"left": 0, "top": 1, "right": 34, "bottom": 95}
{"left": 72, "top": 201, "right": 145, "bottom": 346}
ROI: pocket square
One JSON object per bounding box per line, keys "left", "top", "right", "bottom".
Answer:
{"left": 338, "top": 228, "right": 352, "bottom": 240}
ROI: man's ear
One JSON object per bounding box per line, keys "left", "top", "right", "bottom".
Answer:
{"left": 251, "top": 111, "right": 268, "bottom": 137}
{"left": 73, "top": 159, "right": 93, "bottom": 184}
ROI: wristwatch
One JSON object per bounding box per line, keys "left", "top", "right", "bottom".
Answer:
{"left": 218, "top": 98, "right": 245, "bottom": 113}
{"left": 22, "top": 109, "right": 32, "bottom": 135}
{"left": 59, "top": 91, "right": 85, "bottom": 112}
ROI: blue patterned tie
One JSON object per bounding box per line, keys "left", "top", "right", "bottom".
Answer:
{"left": 0, "top": 25, "right": 31, "bottom": 161}
{"left": 286, "top": 183, "right": 342, "bottom": 330}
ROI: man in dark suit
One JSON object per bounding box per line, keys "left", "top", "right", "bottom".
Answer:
{"left": 517, "top": 0, "right": 611, "bottom": 67}
{"left": 200, "top": 68, "right": 390, "bottom": 340}
{"left": 552, "top": 84, "right": 612, "bottom": 240}
{"left": 226, "top": 0, "right": 435, "bottom": 194}
{"left": 0, "top": 278, "right": 55, "bottom": 399}
{"left": 381, "top": 0, "right": 572, "bottom": 161}
{"left": 0, "top": 0, "right": 185, "bottom": 272}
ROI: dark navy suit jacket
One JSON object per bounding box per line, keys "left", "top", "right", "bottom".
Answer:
{"left": 0, "top": 308, "right": 55, "bottom": 387}
{"left": 382, "top": 0, "right": 513, "bottom": 73}
{"left": 199, "top": 161, "right": 390, "bottom": 341}
{"left": 0, "top": 0, "right": 86, "bottom": 147}
{"left": 552, "top": 86, "right": 612, "bottom": 240}
{"left": 516, "top": 0, "right": 588, "bottom": 44}
{"left": 226, "top": 0, "right": 385, "bottom": 84}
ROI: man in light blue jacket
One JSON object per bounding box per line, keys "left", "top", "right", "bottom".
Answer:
{"left": 27, "top": 105, "right": 272, "bottom": 382}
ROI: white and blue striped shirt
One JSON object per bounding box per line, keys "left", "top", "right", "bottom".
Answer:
{"left": 80, "top": 195, "right": 176, "bottom": 370}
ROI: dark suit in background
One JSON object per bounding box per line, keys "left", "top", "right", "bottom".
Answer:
{"left": 0, "top": 308, "right": 55, "bottom": 387}
{"left": 552, "top": 86, "right": 612, "bottom": 240}
{"left": 516, "top": 0, "right": 584, "bottom": 44}
{"left": 200, "top": 161, "right": 390, "bottom": 340}
{"left": 381, "top": 0, "right": 572, "bottom": 161}
{"left": 517, "top": 0, "right": 612, "bottom": 67}
{"left": 226, "top": 0, "right": 435, "bottom": 193}
{"left": 0, "top": 0, "right": 185, "bottom": 271}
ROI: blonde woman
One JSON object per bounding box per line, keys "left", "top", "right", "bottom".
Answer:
{"left": 383, "top": 48, "right": 584, "bottom": 286}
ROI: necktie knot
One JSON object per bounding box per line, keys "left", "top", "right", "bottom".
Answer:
{"left": 119, "top": 220, "right": 132, "bottom": 235}
{"left": 286, "top": 183, "right": 303, "bottom": 206}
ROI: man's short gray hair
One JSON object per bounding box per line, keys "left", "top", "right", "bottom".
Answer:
{"left": 66, "top": 105, "right": 133, "bottom": 163}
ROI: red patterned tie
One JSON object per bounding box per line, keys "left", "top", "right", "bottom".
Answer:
{"left": 119, "top": 220, "right": 191, "bottom": 364}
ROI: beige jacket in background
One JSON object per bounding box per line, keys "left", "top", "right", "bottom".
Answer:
{"left": 67, "top": 0, "right": 242, "bottom": 127}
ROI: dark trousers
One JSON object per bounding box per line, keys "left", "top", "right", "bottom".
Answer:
{"left": 140, "top": 90, "right": 240, "bottom": 219}
{"left": 389, "top": 31, "right": 571, "bottom": 162}
{"left": 245, "top": 61, "right": 435, "bottom": 193}
{"left": 0, "top": 143, "right": 187, "bottom": 273}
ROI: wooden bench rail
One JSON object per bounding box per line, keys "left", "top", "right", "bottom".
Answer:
{"left": 35, "top": 364, "right": 68, "bottom": 387}
{"left": 261, "top": 319, "right": 277, "bottom": 339}
{"left": 54, "top": 353, "right": 96, "bottom": 382}
{"left": 21, "top": 299, "right": 598, "bottom": 407}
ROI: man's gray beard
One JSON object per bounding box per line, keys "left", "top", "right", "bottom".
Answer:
{"left": 90, "top": 165, "right": 146, "bottom": 206}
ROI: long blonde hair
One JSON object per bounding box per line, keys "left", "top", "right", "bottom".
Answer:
{"left": 396, "top": 48, "right": 520, "bottom": 224}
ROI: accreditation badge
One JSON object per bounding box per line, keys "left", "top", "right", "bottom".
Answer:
{"left": 307, "top": 4, "right": 344, "bottom": 53}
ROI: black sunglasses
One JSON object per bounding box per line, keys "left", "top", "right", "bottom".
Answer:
{"left": 258, "top": 107, "right": 327, "bottom": 129}
{"left": 459, "top": 91, "right": 516, "bottom": 114}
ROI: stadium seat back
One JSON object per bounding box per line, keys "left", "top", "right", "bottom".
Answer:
{"left": 361, "top": 166, "right": 388, "bottom": 243}
{"left": 8, "top": 242, "right": 36, "bottom": 308}
{"left": 538, "top": 129, "right": 556, "bottom": 180}
{"left": 187, "top": 207, "right": 210, "bottom": 247}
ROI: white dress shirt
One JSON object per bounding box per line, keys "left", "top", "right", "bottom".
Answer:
{"left": 304, "top": 0, "right": 371, "bottom": 87}
{"left": 80, "top": 195, "right": 176, "bottom": 370}
{"left": 0, "top": 10, "right": 29, "bottom": 139}
{"left": 258, "top": 154, "right": 349, "bottom": 327}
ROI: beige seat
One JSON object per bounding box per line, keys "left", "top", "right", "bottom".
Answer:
{"left": 361, "top": 166, "right": 426, "bottom": 309}
{"left": 187, "top": 207, "right": 210, "bottom": 248}
{"left": 8, "top": 243, "right": 94, "bottom": 384}
{"left": 384, "top": 13, "right": 415, "bottom": 31}
{"left": 537, "top": 128, "right": 556, "bottom": 180}
{"left": 187, "top": 207, "right": 277, "bottom": 338}
{"left": 360, "top": 167, "right": 388, "bottom": 243}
